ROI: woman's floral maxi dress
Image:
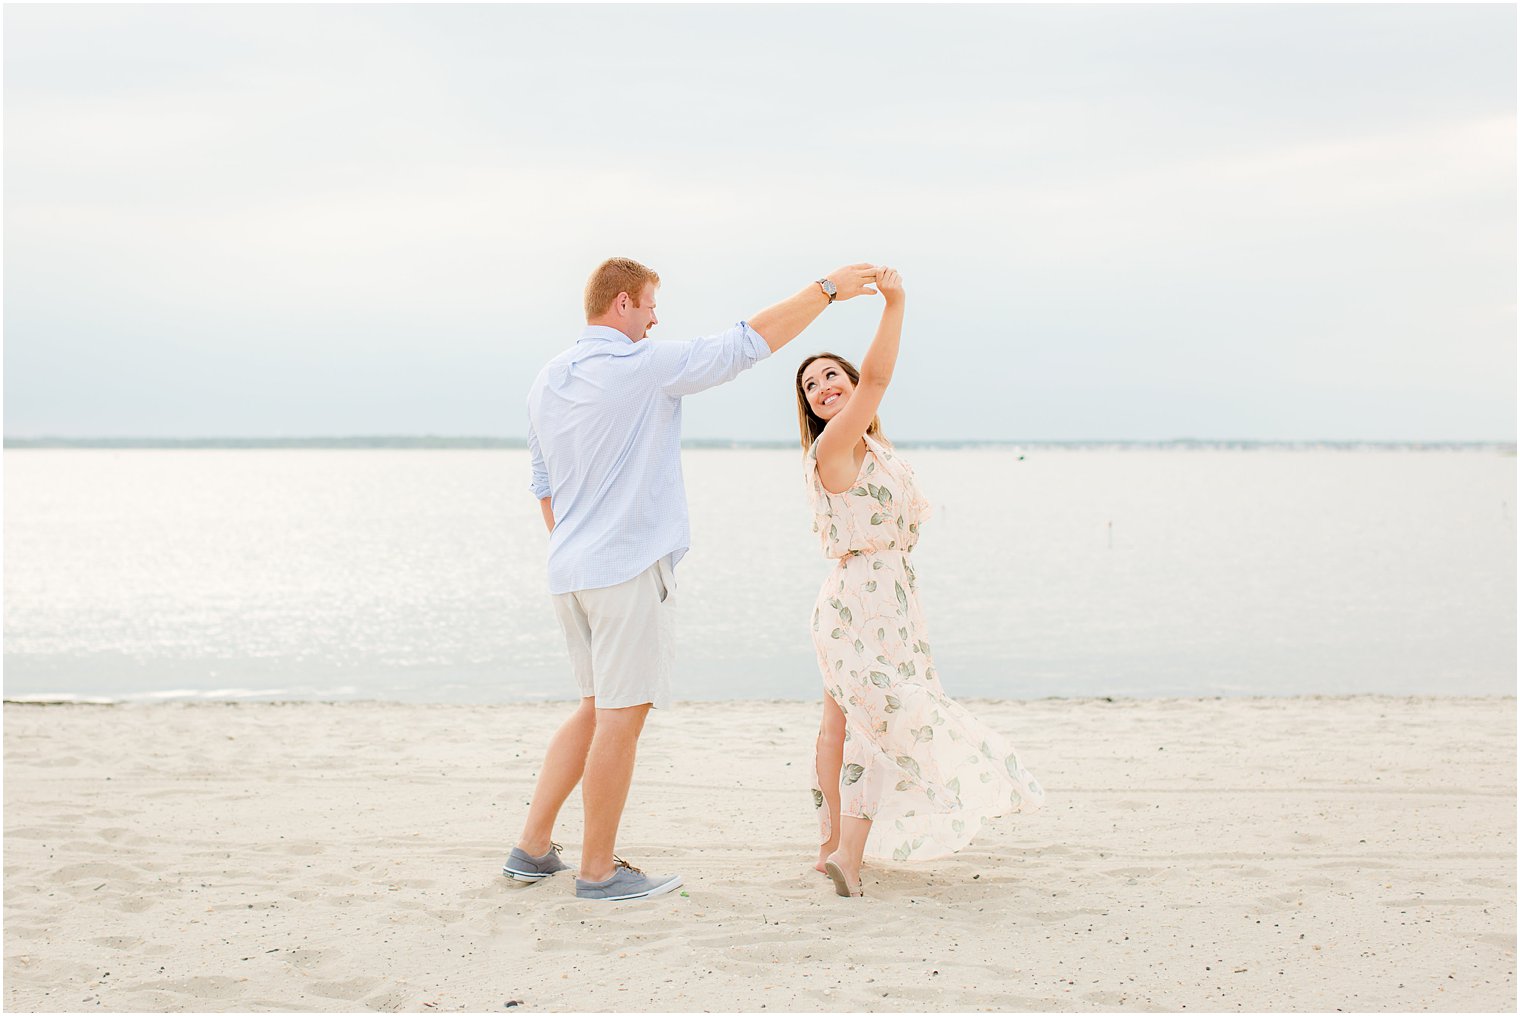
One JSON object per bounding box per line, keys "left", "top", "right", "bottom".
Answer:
{"left": 807, "top": 435, "right": 1045, "bottom": 861}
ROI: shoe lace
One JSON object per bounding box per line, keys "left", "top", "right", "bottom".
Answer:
{"left": 612, "top": 854, "right": 643, "bottom": 875}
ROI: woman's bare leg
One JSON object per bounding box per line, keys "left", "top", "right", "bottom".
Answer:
{"left": 814, "top": 696, "right": 846, "bottom": 873}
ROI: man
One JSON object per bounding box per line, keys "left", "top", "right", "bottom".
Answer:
{"left": 504, "top": 257, "right": 879, "bottom": 902}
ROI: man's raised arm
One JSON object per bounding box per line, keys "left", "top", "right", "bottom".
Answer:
{"left": 748, "top": 264, "right": 879, "bottom": 353}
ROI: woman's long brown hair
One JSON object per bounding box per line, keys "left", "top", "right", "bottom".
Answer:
{"left": 794, "top": 352, "right": 885, "bottom": 450}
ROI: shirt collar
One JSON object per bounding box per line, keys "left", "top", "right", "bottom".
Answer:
{"left": 578, "top": 325, "right": 641, "bottom": 353}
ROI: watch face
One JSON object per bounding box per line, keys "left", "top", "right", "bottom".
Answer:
{"left": 822, "top": 279, "right": 837, "bottom": 295}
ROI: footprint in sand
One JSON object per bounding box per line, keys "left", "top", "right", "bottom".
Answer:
{"left": 89, "top": 936, "right": 144, "bottom": 951}
{"left": 304, "top": 977, "right": 385, "bottom": 1002}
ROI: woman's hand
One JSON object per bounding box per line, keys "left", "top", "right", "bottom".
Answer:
{"left": 876, "top": 266, "right": 904, "bottom": 306}
{"left": 823, "top": 263, "right": 880, "bottom": 301}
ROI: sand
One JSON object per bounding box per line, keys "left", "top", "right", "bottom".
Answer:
{"left": 3, "top": 696, "right": 1514, "bottom": 1012}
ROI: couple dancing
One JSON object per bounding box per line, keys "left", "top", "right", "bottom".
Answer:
{"left": 506, "top": 258, "right": 1044, "bottom": 902}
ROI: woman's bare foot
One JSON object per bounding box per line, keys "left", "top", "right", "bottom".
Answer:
{"left": 824, "top": 851, "right": 864, "bottom": 896}
{"left": 814, "top": 857, "right": 829, "bottom": 875}
{"left": 826, "top": 851, "right": 863, "bottom": 888}
{"left": 825, "top": 851, "right": 861, "bottom": 883}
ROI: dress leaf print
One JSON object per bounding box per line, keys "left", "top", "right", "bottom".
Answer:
{"left": 842, "top": 763, "right": 866, "bottom": 786}
{"left": 1004, "top": 754, "right": 1023, "bottom": 779}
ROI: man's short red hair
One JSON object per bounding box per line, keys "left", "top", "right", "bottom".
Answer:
{"left": 584, "top": 257, "right": 660, "bottom": 319}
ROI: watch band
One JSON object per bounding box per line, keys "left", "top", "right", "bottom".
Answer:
{"left": 816, "top": 278, "right": 837, "bottom": 304}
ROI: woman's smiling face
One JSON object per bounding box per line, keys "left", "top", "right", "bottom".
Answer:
{"left": 800, "top": 358, "right": 854, "bottom": 421}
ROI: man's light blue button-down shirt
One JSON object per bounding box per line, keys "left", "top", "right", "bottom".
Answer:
{"left": 527, "top": 322, "right": 772, "bottom": 595}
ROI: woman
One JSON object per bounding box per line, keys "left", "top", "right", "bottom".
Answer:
{"left": 796, "top": 266, "right": 1045, "bottom": 898}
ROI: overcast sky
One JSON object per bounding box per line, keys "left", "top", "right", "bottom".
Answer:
{"left": 4, "top": 4, "right": 1514, "bottom": 441}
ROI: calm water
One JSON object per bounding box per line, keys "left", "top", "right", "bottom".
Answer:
{"left": 3, "top": 448, "right": 1514, "bottom": 702}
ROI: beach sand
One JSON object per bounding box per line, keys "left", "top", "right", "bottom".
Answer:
{"left": 4, "top": 696, "right": 1514, "bottom": 1012}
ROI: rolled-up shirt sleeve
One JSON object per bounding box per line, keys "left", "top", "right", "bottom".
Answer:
{"left": 527, "top": 417, "right": 551, "bottom": 500}
{"left": 654, "top": 321, "right": 773, "bottom": 397}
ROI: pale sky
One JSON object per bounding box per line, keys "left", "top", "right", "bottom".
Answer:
{"left": 4, "top": 4, "right": 1515, "bottom": 441}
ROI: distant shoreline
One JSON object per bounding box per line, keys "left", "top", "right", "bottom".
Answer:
{"left": 5, "top": 436, "right": 1516, "bottom": 452}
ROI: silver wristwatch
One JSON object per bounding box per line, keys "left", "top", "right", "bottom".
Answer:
{"left": 816, "top": 278, "right": 837, "bottom": 303}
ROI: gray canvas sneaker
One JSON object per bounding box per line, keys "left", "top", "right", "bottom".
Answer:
{"left": 502, "top": 842, "right": 570, "bottom": 883}
{"left": 574, "top": 857, "right": 682, "bottom": 902}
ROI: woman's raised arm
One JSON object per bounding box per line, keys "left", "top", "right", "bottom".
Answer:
{"left": 815, "top": 268, "right": 905, "bottom": 491}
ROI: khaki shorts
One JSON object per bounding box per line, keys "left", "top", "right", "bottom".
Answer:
{"left": 551, "top": 556, "right": 675, "bottom": 710}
